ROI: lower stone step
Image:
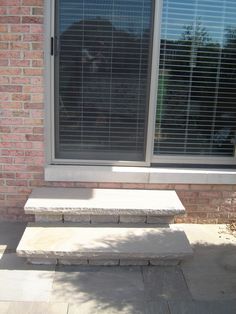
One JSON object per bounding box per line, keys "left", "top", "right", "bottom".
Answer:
{"left": 16, "top": 223, "right": 193, "bottom": 266}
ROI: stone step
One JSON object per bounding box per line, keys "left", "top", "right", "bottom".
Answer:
{"left": 16, "top": 223, "right": 193, "bottom": 266}
{"left": 25, "top": 188, "right": 185, "bottom": 223}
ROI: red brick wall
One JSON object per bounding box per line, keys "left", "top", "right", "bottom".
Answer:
{"left": 0, "top": 0, "right": 236, "bottom": 223}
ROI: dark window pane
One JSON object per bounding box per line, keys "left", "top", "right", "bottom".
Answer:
{"left": 154, "top": 0, "right": 236, "bottom": 157}
{"left": 55, "top": 0, "right": 153, "bottom": 161}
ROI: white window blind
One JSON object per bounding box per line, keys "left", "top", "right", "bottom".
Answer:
{"left": 55, "top": 0, "right": 153, "bottom": 161}
{"left": 154, "top": 0, "right": 236, "bottom": 157}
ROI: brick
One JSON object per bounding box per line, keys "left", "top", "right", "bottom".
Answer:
{"left": 32, "top": 127, "right": 43, "bottom": 134}
{"left": 98, "top": 182, "right": 122, "bottom": 189}
{"left": 12, "top": 126, "right": 33, "bottom": 134}
{"left": 0, "top": 157, "right": 13, "bottom": 164}
{"left": 31, "top": 42, "right": 43, "bottom": 50}
{"left": 122, "top": 183, "right": 145, "bottom": 189}
{"left": 23, "top": 34, "right": 43, "bottom": 41}
{"left": 0, "top": 34, "right": 22, "bottom": 42}
{"left": 11, "top": 25, "right": 30, "bottom": 33}
{"left": 10, "top": 42, "right": 30, "bottom": 50}
{"left": 0, "top": 85, "right": 22, "bottom": 93}
{"left": 0, "top": 93, "right": 9, "bottom": 101}
{"left": 0, "top": 8, "right": 7, "bottom": 15}
{"left": 30, "top": 24, "right": 43, "bottom": 33}
{"left": 22, "top": 0, "right": 43, "bottom": 5}
{"left": 24, "top": 102, "right": 43, "bottom": 109}
{"left": 32, "top": 59, "right": 43, "bottom": 67}
{"left": 10, "top": 59, "right": 30, "bottom": 67}
{"left": 0, "top": 133, "right": 24, "bottom": 141}
{"left": 23, "top": 68, "right": 43, "bottom": 76}
{"left": 0, "top": 42, "right": 9, "bottom": 49}
{"left": 0, "top": 16, "right": 20, "bottom": 23}
{"left": 32, "top": 7, "right": 43, "bottom": 15}
{"left": 22, "top": 16, "right": 43, "bottom": 24}
{"left": 26, "top": 134, "right": 43, "bottom": 141}
{"left": 12, "top": 94, "right": 31, "bottom": 101}
{"left": 1, "top": 118, "right": 23, "bottom": 125}
{"left": 0, "top": 126, "right": 11, "bottom": 133}
{"left": 6, "top": 180, "right": 28, "bottom": 186}
{"left": 0, "top": 77, "right": 9, "bottom": 84}
{"left": 0, "top": 0, "right": 21, "bottom": 5}
{"left": 2, "top": 149, "right": 25, "bottom": 156}
{"left": 0, "top": 59, "right": 8, "bottom": 66}
{"left": 23, "top": 85, "right": 43, "bottom": 93}
{"left": 16, "top": 173, "right": 33, "bottom": 179}
{"left": 0, "top": 102, "right": 22, "bottom": 109}
{"left": 0, "top": 68, "right": 22, "bottom": 75}
{"left": 24, "top": 51, "right": 43, "bottom": 59}
{"left": 0, "top": 51, "right": 20, "bottom": 58}
{"left": 11, "top": 77, "right": 31, "bottom": 84}
{"left": 8, "top": 7, "right": 31, "bottom": 15}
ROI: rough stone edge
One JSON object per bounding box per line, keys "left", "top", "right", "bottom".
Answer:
{"left": 26, "top": 257, "right": 184, "bottom": 266}
{"left": 25, "top": 207, "right": 185, "bottom": 216}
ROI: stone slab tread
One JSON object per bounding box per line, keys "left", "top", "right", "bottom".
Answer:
{"left": 24, "top": 188, "right": 185, "bottom": 216}
{"left": 17, "top": 223, "right": 193, "bottom": 263}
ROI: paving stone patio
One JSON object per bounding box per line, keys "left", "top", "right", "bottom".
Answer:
{"left": 0, "top": 223, "right": 236, "bottom": 313}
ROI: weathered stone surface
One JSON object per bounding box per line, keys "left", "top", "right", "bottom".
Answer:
{"left": 25, "top": 188, "right": 185, "bottom": 216}
{"left": 149, "top": 259, "right": 180, "bottom": 266}
{"left": 17, "top": 223, "right": 193, "bottom": 264}
{"left": 88, "top": 259, "right": 119, "bottom": 266}
{"left": 168, "top": 300, "right": 236, "bottom": 314}
{"left": 27, "top": 258, "right": 58, "bottom": 265}
{"left": 35, "top": 215, "right": 62, "bottom": 222}
{"left": 91, "top": 215, "right": 119, "bottom": 224}
{"left": 59, "top": 258, "right": 88, "bottom": 266}
{"left": 120, "top": 259, "right": 149, "bottom": 266}
{"left": 119, "top": 215, "right": 147, "bottom": 223}
{"left": 63, "top": 215, "right": 90, "bottom": 223}
{"left": 147, "top": 216, "right": 174, "bottom": 224}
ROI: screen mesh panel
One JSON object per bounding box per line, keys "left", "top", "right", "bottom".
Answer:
{"left": 55, "top": 0, "right": 153, "bottom": 161}
{"left": 154, "top": 0, "right": 236, "bottom": 157}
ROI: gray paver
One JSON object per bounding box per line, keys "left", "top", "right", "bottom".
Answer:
{"left": 0, "top": 253, "right": 55, "bottom": 302}
{"left": 168, "top": 300, "right": 236, "bottom": 314}
{"left": 0, "top": 302, "right": 68, "bottom": 314}
{"left": 51, "top": 266, "right": 145, "bottom": 307}
{"left": 68, "top": 301, "right": 147, "bottom": 314}
{"left": 142, "top": 266, "right": 192, "bottom": 301}
{"left": 181, "top": 245, "right": 236, "bottom": 300}
{"left": 0, "top": 222, "right": 26, "bottom": 252}
{"left": 146, "top": 300, "right": 170, "bottom": 314}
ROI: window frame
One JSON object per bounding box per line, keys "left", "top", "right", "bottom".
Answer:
{"left": 44, "top": 0, "right": 236, "bottom": 167}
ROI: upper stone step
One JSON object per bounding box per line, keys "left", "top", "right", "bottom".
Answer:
{"left": 24, "top": 188, "right": 185, "bottom": 216}
{"left": 16, "top": 223, "right": 193, "bottom": 265}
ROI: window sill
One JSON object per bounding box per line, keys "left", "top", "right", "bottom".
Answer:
{"left": 45, "top": 165, "right": 236, "bottom": 184}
